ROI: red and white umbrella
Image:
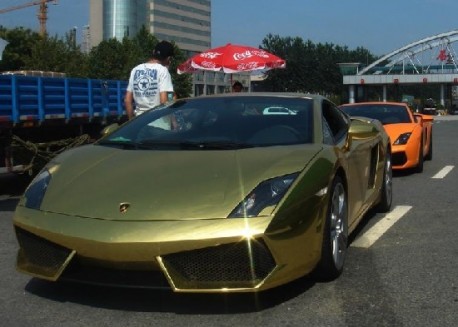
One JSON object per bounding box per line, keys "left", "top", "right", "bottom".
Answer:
{"left": 177, "top": 43, "right": 286, "bottom": 74}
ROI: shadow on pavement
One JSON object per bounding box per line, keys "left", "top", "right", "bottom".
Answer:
{"left": 25, "top": 276, "right": 315, "bottom": 313}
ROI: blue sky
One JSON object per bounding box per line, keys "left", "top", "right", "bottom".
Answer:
{"left": 1, "top": 0, "right": 458, "bottom": 56}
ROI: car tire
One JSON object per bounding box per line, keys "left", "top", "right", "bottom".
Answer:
{"left": 414, "top": 140, "right": 424, "bottom": 173}
{"left": 314, "top": 176, "right": 348, "bottom": 281}
{"left": 376, "top": 148, "right": 392, "bottom": 213}
{"left": 425, "top": 133, "right": 433, "bottom": 161}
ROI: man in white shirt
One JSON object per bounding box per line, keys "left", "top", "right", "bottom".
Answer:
{"left": 124, "top": 41, "right": 175, "bottom": 120}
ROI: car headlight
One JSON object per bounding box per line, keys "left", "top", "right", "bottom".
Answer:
{"left": 394, "top": 132, "right": 411, "bottom": 145}
{"left": 23, "top": 169, "right": 52, "bottom": 210}
{"left": 229, "top": 173, "right": 299, "bottom": 218}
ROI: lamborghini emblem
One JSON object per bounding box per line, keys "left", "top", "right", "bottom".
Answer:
{"left": 119, "top": 202, "right": 130, "bottom": 213}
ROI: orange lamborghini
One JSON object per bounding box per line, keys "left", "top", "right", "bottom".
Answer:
{"left": 340, "top": 102, "right": 433, "bottom": 173}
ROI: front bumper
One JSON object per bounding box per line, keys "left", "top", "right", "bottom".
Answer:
{"left": 13, "top": 206, "right": 297, "bottom": 293}
{"left": 15, "top": 226, "right": 277, "bottom": 291}
{"left": 391, "top": 144, "right": 419, "bottom": 169}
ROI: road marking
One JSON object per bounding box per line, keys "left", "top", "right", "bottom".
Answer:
{"left": 432, "top": 165, "right": 454, "bottom": 179}
{"left": 351, "top": 205, "right": 412, "bottom": 248}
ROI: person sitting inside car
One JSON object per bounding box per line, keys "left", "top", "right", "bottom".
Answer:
{"left": 232, "top": 81, "right": 243, "bottom": 93}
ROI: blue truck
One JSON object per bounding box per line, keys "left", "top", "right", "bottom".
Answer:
{"left": 0, "top": 73, "right": 128, "bottom": 174}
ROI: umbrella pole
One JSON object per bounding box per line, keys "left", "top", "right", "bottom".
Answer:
{"left": 230, "top": 74, "right": 233, "bottom": 93}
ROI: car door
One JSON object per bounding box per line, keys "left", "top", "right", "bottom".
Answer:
{"left": 322, "top": 101, "right": 379, "bottom": 225}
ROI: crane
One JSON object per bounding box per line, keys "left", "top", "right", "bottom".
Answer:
{"left": 0, "top": 0, "right": 58, "bottom": 37}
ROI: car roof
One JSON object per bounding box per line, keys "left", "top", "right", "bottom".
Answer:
{"left": 183, "top": 92, "right": 327, "bottom": 101}
{"left": 340, "top": 101, "right": 409, "bottom": 107}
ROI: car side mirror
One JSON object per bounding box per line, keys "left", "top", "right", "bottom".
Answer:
{"left": 101, "top": 123, "right": 119, "bottom": 137}
{"left": 345, "top": 118, "right": 379, "bottom": 150}
{"left": 413, "top": 114, "right": 423, "bottom": 124}
{"left": 348, "top": 118, "right": 379, "bottom": 140}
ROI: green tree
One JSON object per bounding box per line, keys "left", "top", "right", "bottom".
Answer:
{"left": 132, "top": 25, "right": 157, "bottom": 61}
{"left": 168, "top": 44, "right": 192, "bottom": 98}
{"left": 87, "top": 38, "right": 137, "bottom": 80}
{"left": 260, "top": 34, "right": 377, "bottom": 101}
{"left": 23, "top": 33, "right": 89, "bottom": 77}
{"left": 261, "top": 34, "right": 328, "bottom": 93}
{"left": 0, "top": 26, "right": 41, "bottom": 71}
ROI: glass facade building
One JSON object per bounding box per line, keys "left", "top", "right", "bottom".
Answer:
{"left": 103, "top": 0, "right": 148, "bottom": 40}
{"left": 90, "top": 0, "right": 210, "bottom": 55}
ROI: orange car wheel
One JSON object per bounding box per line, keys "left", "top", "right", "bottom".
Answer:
{"left": 414, "top": 139, "right": 424, "bottom": 173}
{"left": 425, "top": 133, "right": 433, "bottom": 161}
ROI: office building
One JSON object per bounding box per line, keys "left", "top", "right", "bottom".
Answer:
{"left": 89, "top": 0, "right": 210, "bottom": 56}
{"left": 148, "top": 0, "right": 211, "bottom": 56}
{"left": 89, "top": 0, "right": 148, "bottom": 48}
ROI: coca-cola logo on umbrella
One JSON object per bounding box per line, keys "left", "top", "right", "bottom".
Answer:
{"left": 178, "top": 43, "right": 286, "bottom": 74}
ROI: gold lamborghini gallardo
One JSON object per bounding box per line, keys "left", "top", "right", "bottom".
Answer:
{"left": 13, "top": 93, "right": 392, "bottom": 293}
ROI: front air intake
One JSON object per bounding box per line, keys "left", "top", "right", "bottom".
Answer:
{"left": 160, "top": 239, "right": 276, "bottom": 290}
{"left": 15, "top": 227, "right": 74, "bottom": 280}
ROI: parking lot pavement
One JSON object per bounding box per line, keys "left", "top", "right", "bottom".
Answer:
{"left": 434, "top": 114, "right": 458, "bottom": 121}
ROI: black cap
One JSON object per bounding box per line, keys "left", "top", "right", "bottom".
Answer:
{"left": 152, "top": 41, "right": 174, "bottom": 60}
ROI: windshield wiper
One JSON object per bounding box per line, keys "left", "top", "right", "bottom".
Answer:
{"left": 97, "top": 140, "right": 137, "bottom": 149}
{"left": 137, "top": 140, "right": 252, "bottom": 150}
{"left": 195, "top": 141, "right": 253, "bottom": 150}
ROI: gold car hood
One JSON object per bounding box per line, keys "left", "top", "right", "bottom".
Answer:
{"left": 39, "top": 144, "right": 321, "bottom": 221}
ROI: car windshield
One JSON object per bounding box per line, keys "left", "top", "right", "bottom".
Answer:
{"left": 98, "top": 96, "right": 313, "bottom": 150}
{"left": 341, "top": 104, "right": 412, "bottom": 125}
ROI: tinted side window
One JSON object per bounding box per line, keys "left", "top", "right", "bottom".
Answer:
{"left": 322, "top": 119, "right": 334, "bottom": 145}
{"left": 322, "top": 100, "right": 348, "bottom": 142}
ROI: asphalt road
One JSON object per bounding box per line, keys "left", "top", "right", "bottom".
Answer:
{"left": 1, "top": 116, "right": 457, "bottom": 327}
